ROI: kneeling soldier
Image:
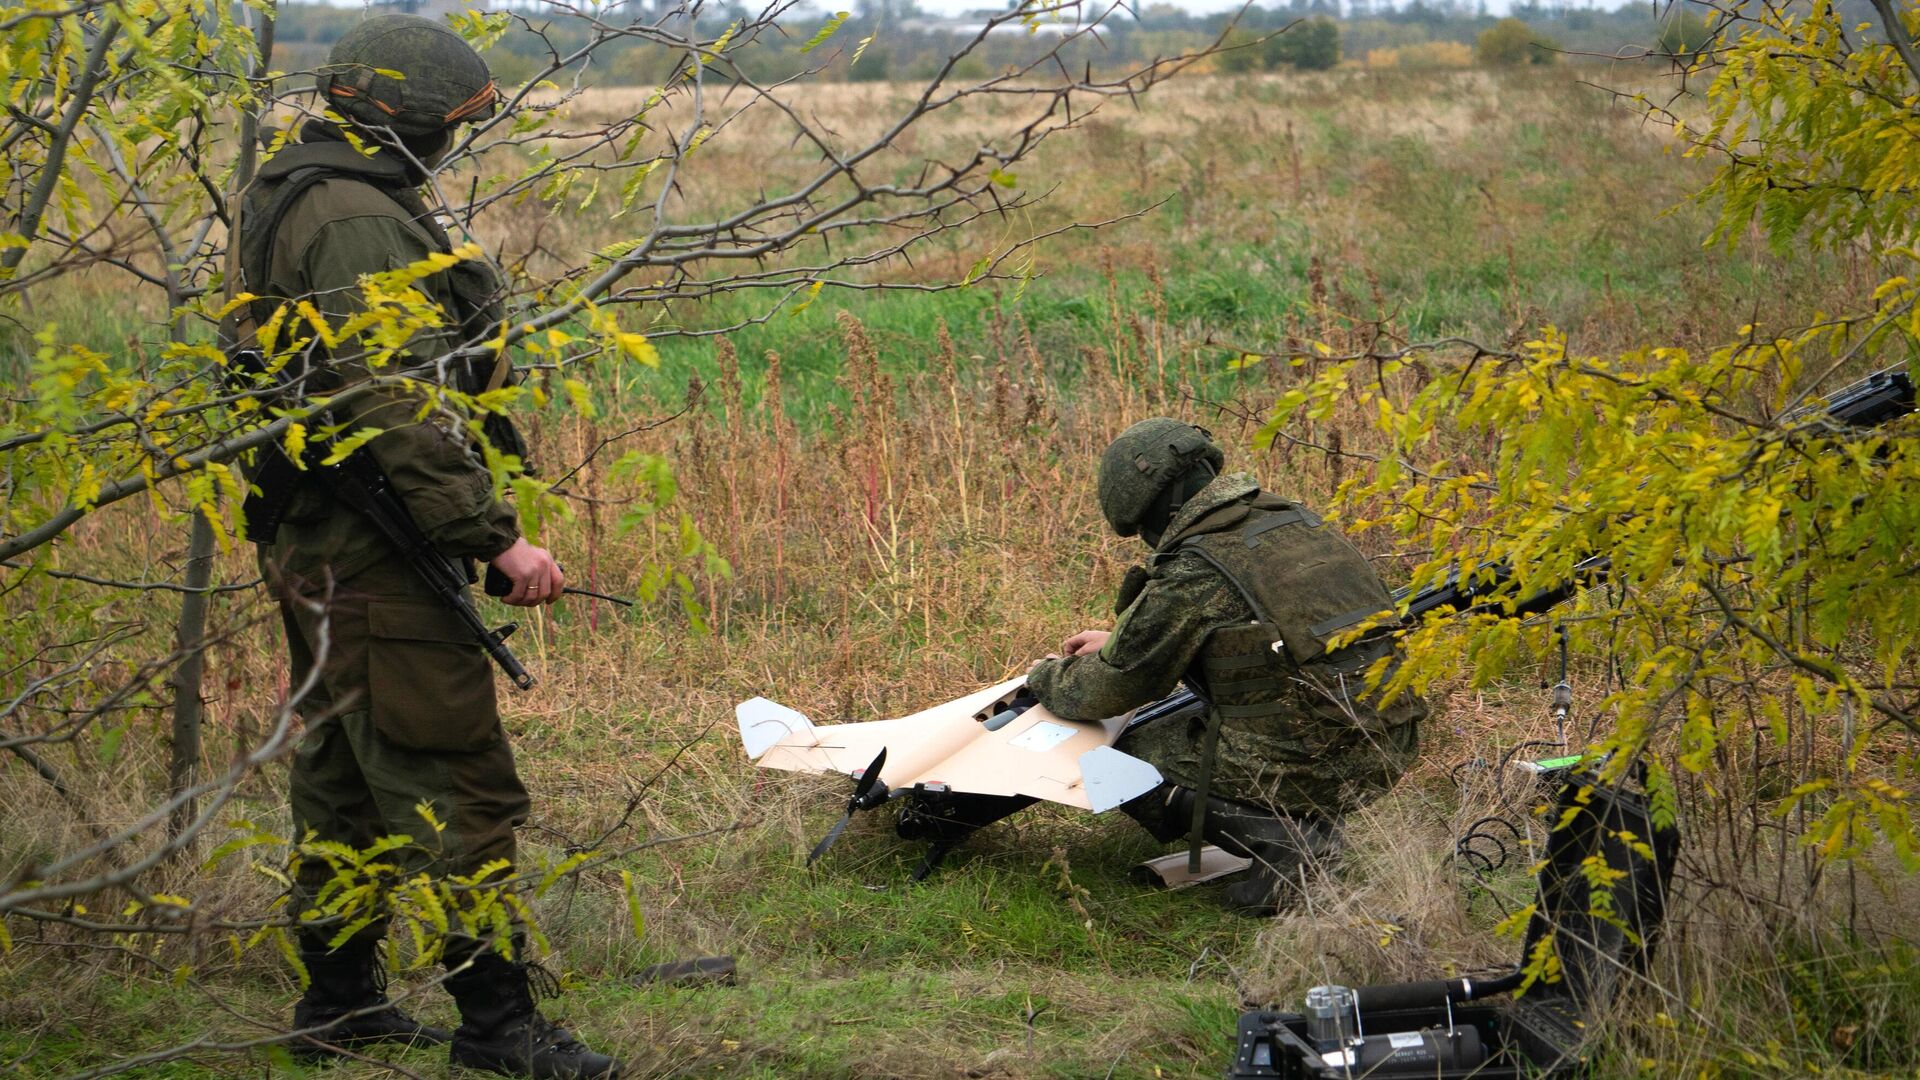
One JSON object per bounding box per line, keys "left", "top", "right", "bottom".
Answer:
{"left": 1026, "top": 419, "right": 1425, "bottom": 914}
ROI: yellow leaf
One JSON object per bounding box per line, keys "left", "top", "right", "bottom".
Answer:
{"left": 615, "top": 331, "right": 660, "bottom": 367}
{"left": 799, "top": 12, "right": 851, "bottom": 53}
{"left": 283, "top": 423, "right": 308, "bottom": 469}
{"left": 319, "top": 427, "right": 383, "bottom": 466}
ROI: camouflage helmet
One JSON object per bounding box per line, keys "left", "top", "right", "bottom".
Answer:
{"left": 1096, "top": 418, "right": 1225, "bottom": 538}
{"left": 317, "top": 14, "right": 499, "bottom": 139}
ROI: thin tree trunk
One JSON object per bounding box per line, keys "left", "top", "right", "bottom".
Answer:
{"left": 167, "top": 0, "right": 277, "bottom": 842}
{"left": 166, "top": 514, "right": 215, "bottom": 840}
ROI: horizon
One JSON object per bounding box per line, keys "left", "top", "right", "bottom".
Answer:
{"left": 306, "top": 0, "right": 1653, "bottom": 22}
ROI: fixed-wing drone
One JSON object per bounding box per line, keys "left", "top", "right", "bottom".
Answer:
{"left": 736, "top": 677, "right": 1197, "bottom": 877}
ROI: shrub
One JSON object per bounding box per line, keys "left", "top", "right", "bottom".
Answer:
{"left": 1216, "top": 27, "right": 1265, "bottom": 74}
{"left": 1264, "top": 16, "right": 1341, "bottom": 71}
{"left": 1476, "top": 17, "right": 1557, "bottom": 66}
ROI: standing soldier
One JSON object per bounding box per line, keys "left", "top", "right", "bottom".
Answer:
{"left": 229, "top": 15, "right": 620, "bottom": 1079}
{"left": 1025, "top": 419, "right": 1425, "bottom": 915}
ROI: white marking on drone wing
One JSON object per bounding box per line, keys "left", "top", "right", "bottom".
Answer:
{"left": 1079, "top": 746, "right": 1164, "bottom": 814}
{"left": 736, "top": 697, "right": 815, "bottom": 760}
{"left": 1007, "top": 721, "right": 1077, "bottom": 752}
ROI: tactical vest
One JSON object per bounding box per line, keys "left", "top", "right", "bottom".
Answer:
{"left": 226, "top": 152, "right": 514, "bottom": 400}
{"left": 1175, "top": 493, "right": 1401, "bottom": 700}
{"left": 1161, "top": 493, "right": 1408, "bottom": 865}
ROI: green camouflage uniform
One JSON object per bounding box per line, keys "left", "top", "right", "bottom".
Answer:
{"left": 242, "top": 20, "right": 622, "bottom": 1076}
{"left": 1027, "top": 473, "right": 1423, "bottom": 818}
{"left": 238, "top": 123, "right": 529, "bottom": 912}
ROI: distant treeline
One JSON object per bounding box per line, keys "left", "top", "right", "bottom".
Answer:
{"left": 267, "top": 0, "right": 1865, "bottom": 85}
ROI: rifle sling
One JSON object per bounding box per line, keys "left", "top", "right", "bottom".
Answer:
{"left": 1187, "top": 708, "right": 1223, "bottom": 877}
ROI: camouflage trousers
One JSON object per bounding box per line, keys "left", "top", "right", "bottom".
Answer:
{"left": 1114, "top": 693, "right": 1421, "bottom": 818}
{"left": 268, "top": 554, "right": 531, "bottom": 923}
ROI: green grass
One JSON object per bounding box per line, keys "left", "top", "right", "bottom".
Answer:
{"left": 6, "top": 71, "right": 1852, "bottom": 425}
{"left": 0, "top": 805, "right": 1258, "bottom": 1078}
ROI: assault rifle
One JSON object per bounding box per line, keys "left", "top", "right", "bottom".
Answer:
{"left": 1127, "top": 362, "right": 1917, "bottom": 734}
{"left": 319, "top": 455, "right": 535, "bottom": 691}
{"left": 239, "top": 361, "right": 536, "bottom": 691}
{"left": 1394, "top": 362, "right": 1914, "bottom": 621}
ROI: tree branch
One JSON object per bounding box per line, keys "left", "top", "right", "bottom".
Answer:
{"left": 1867, "top": 0, "right": 1920, "bottom": 90}
{"left": 1, "top": 16, "right": 120, "bottom": 277}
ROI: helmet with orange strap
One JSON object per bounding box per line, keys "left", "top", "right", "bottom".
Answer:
{"left": 316, "top": 14, "right": 499, "bottom": 140}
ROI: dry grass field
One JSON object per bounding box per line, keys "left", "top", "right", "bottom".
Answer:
{"left": 3, "top": 68, "right": 1916, "bottom": 1078}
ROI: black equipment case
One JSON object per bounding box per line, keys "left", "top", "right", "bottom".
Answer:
{"left": 1227, "top": 774, "right": 1679, "bottom": 1078}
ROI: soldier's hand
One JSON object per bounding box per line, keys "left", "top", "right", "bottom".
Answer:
{"left": 490, "top": 538, "right": 565, "bottom": 607}
{"left": 1061, "top": 629, "right": 1112, "bottom": 657}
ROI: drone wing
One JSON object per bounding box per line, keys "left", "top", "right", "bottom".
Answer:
{"left": 736, "top": 677, "right": 1162, "bottom": 812}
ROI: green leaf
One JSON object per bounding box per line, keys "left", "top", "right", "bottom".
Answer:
{"left": 95, "top": 722, "right": 126, "bottom": 765}
{"left": 318, "top": 426, "right": 383, "bottom": 466}
{"left": 799, "top": 12, "right": 850, "bottom": 53}
{"left": 621, "top": 870, "right": 646, "bottom": 941}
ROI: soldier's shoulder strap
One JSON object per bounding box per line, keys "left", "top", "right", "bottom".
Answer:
{"left": 1170, "top": 502, "right": 1314, "bottom": 624}
{"left": 228, "top": 166, "right": 384, "bottom": 545}
{"left": 232, "top": 166, "right": 366, "bottom": 339}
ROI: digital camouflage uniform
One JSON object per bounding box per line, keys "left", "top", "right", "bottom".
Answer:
{"left": 1028, "top": 473, "right": 1423, "bottom": 818}
{"left": 1027, "top": 418, "right": 1425, "bottom": 912}
{"left": 239, "top": 124, "right": 531, "bottom": 922}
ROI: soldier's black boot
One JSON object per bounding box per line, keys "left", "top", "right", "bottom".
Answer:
{"left": 1140, "top": 787, "right": 1343, "bottom": 916}
{"left": 291, "top": 934, "right": 450, "bottom": 1061}
{"left": 1119, "top": 783, "right": 1195, "bottom": 843}
{"left": 445, "top": 949, "right": 621, "bottom": 1079}
{"left": 1205, "top": 798, "right": 1343, "bottom": 916}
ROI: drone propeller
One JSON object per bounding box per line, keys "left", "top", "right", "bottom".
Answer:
{"left": 806, "top": 747, "right": 889, "bottom": 866}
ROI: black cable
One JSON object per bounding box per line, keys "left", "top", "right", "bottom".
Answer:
{"left": 1451, "top": 623, "right": 1575, "bottom": 902}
